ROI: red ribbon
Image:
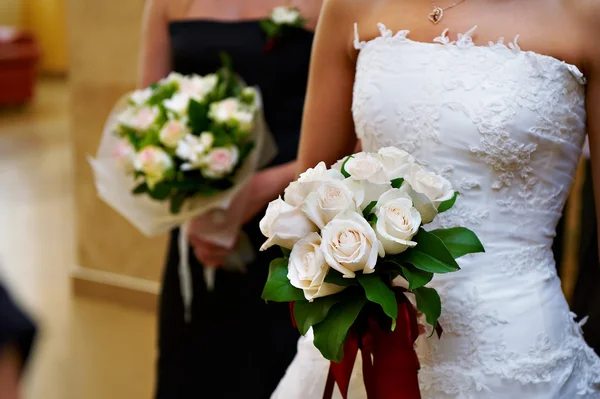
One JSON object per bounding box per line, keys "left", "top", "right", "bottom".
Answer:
{"left": 264, "top": 38, "right": 277, "bottom": 53}
{"left": 323, "top": 296, "right": 422, "bottom": 399}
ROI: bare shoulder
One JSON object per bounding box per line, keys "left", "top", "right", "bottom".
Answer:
{"left": 566, "top": 0, "right": 600, "bottom": 70}
{"left": 320, "top": 0, "right": 374, "bottom": 22}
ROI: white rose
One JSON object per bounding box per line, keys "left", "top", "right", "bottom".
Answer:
{"left": 271, "top": 6, "right": 301, "bottom": 25}
{"left": 288, "top": 233, "right": 346, "bottom": 301}
{"left": 113, "top": 139, "right": 136, "bottom": 173}
{"left": 260, "top": 197, "right": 317, "bottom": 251}
{"left": 302, "top": 180, "right": 357, "bottom": 229}
{"left": 402, "top": 164, "right": 455, "bottom": 223}
{"left": 159, "top": 119, "right": 189, "bottom": 148}
{"left": 377, "top": 147, "right": 416, "bottom": 180}
{"left": 134, "top": 146, "right": 173, "bottom": 188}
{"left": 130, "top": 87, "right": 153, "bottom": 105}
{"left": 201, "top": 146, "right": 239, "bottom": 179}
{"left": 344, "top": 178, "right": 392, "bottom": 211}
{"left": 209, "top": 98, "right": 240, "bottom": 123}
{"left": 176, "top": 132, "right": 214, "bottom": 169}
{"left": 321, "top": 211, "right": 384, "bottom": 278}
{"left": 163, "top": 72, "right": 185, "bottom": 86}
{"left": 164, "top": 93, "right": 192, "bottom": 115}
{"left": 179, "top": 74, "right": 218, "bottom": 100}
{"left": 374, "top": 189, "right": 421, "bottom": 255}
{"left": 232, "top": 109, "right": 255, "bottom": 133}
{"left": 284, "top": 162, "right": 345, "bottom": 206}
{"left": 119, "top": 106, "right": 160, "bottom": 131}
{"left": 342, "top": 152, "right": 390, "bottom": 184}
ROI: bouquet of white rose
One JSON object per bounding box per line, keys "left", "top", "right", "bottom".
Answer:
{"left": 260, "top": 147, "right": 484, "bottom": 399}
{"left": 90, "top": 54, "right": 276, "bottom": 315}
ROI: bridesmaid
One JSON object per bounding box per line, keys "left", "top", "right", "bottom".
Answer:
{"left": 138, "top": 0, "right": 322, "bottom": 397}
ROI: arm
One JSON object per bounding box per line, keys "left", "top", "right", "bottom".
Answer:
{"left": 138, "top": 0, "right": 171, "bottom": 88}
{"left": 296, "top": 0, "right": 359, "bottom": 173}
{"left": 0, "top": 345, "right": 22, "bottom": 399}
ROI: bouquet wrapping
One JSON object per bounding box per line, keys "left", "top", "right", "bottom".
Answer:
{"left": 260, "top": 147, "right": 484, "bottom": 398}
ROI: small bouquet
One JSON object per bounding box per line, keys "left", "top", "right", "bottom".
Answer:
{"left": 90, "top": 55, "right": 276, "bottom": 315}
{"left": 260, "top": 5, "right": 306, "bottom": 52}
{"left": 260, "top": 147, "right": 484, "bottom": 398}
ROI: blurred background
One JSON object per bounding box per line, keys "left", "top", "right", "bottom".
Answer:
{"left": 1, "top": 1, "right": 162, "bottom": 397}
{"left": 0, "top": 1, "right": 590, "bottom": 398}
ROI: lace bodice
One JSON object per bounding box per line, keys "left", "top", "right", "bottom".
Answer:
{"left": 352, "top": 24, "right": 599, "bottom": 397}
{"left": 271, "top": 24, "right": 600, "bottom": 399}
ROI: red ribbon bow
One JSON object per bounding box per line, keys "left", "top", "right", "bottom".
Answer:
{"left": 290, "top": 296, "right": 422, "bottom": 399}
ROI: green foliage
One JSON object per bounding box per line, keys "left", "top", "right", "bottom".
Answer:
{"left": 414, "top": 286, "right": 442, "bottom": 329}
{"left": 438, "top": 191, "right": 459, "bottom": 213}
{"left": 357, "top": 274, "right": 397, "bottom": 326}
{"left": 391, "top": 178, "right": 404, "bottom": 189}
{"left": 313, "top": 296, "right": 367, "bottom": 362}
{"left": 401, "top": 229, "right": 460, "bottom": 274}
{"left": 262, "top": 258, "right": 305, "bottom": 302}
{"left": 293, "top": 296, "right": 340, "bottom": 335}
{"left": 340, "top": 155, "right": 353, "bottom": 178}
{"left": 429, "top": 227, "right": 485, "bottom": 259}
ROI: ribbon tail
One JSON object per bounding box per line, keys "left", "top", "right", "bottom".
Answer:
{"left": 329, "top": 329, "right": 360, "bottom": 399}
{"left": 178, "top": 222, "right": 193, "bottom": 323}
{"left": 370, "top": 299, "right": 422, "bottom": 399}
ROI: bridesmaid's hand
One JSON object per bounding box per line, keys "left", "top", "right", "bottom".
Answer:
{"left": 188, "top": 231, "right": 238, "bottom": 268}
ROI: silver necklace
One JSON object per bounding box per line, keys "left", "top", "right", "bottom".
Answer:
{"left": 429, "top": 0, "right": 466, "bottom": 24}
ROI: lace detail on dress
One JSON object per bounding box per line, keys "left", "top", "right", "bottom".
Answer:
{"left": 497, "top": 245, "right": 557, "bottom": 280}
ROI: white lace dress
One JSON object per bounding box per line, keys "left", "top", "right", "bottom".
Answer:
{"left": 272, "top": 24, "right": 600, "bottom": 399}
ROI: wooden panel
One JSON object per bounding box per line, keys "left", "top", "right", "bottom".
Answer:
{"left": 68, "top": 0, "right": 167, "bottom": 285}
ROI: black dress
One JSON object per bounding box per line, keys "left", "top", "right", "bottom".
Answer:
{"left": 0, "top": 282, "right": 36, "bottom": 370}
{"left": 156, "top": 21, "right": 313, "bottom": 398}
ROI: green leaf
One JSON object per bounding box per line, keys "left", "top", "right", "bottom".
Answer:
{"left": 362, "top": 201, "right": 377, "bottom": 218}
{"left": 293, "top": 296, "right": 340, "bottom": 335}
{"left": 429, "top": 227, "right": 485, "bottom": 258}
{"left": 367, "top": 213, "right": 378, "bottom": 226}
{"left": 399, "top": 265, "right": 433, "bottom": 290}
{"left": 340, "top": 155, "right": 353, "bottom": 178}
{"left": 260, "top": 19, "right": 282, "bottom": 38}
{"left": 403, "top": 229, "right": 460, "bottom": 274}
{"left": 437, "top": 191, "right": 459, "bottom": 213}
{"left": 188, "top": 99, "right": 210, "bottom": 133}
{"left": 261, "top": 258, "right": 305, "bottom": 302}
{"left": 324, "top": 269, "right": 357, "bottom": 287}
{"left": 132, "top": 182, "right": 148, "bottom": 195}
{"left": 414, "top": 286, "right": 442, "bottom": 328}
{"left": 169, "top": 193, "right": 186, "bottom": 214}
{"left": 147, "top": 182, "right": 172, "bottom": 200}
{"left": 280, "top": 247, "right": 292, "bottom": 258}
{"left": 391, "top": 178, "right": 404, "bottom": 189}
{"left": 357, "top": 274, "right": 397, "bottom": 323}
{"left": 313, "top": 296, "right": 367, "bottom": 362}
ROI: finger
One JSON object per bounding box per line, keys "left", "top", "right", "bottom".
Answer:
{"left": 189, "top": 237, "right": 231, "bottom": 256}
{"left": 193, "top": 247, "right": 225, "bottom": 267}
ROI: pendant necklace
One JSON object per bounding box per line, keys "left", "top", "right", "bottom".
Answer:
{"left": 429, "top": 0, "right": 466, "bottom": 24}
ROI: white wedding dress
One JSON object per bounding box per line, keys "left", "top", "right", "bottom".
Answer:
{"left": 272, "top": 24, "right": 600, "bottom": 398}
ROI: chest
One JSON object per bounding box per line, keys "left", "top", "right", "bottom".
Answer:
{"left": 354, "top": 0, "right": 585, "bottom": 71}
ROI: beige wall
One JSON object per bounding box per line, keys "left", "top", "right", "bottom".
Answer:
{"left": 0, "top": 0, "right": 22, "bottom": 26}
{"left": 68, "top": 0, "right": 167, "bottom": 287}
{"left": 23, "top": 0, "right": 68, "bottom": 73}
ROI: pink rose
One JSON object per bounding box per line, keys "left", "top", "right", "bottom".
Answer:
{"left": 202, "top": 147, "right": 239, "bottom": 179}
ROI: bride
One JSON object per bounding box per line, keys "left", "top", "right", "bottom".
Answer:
{"left": 272, "top": 0, "right": 600, "bottom": 397}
